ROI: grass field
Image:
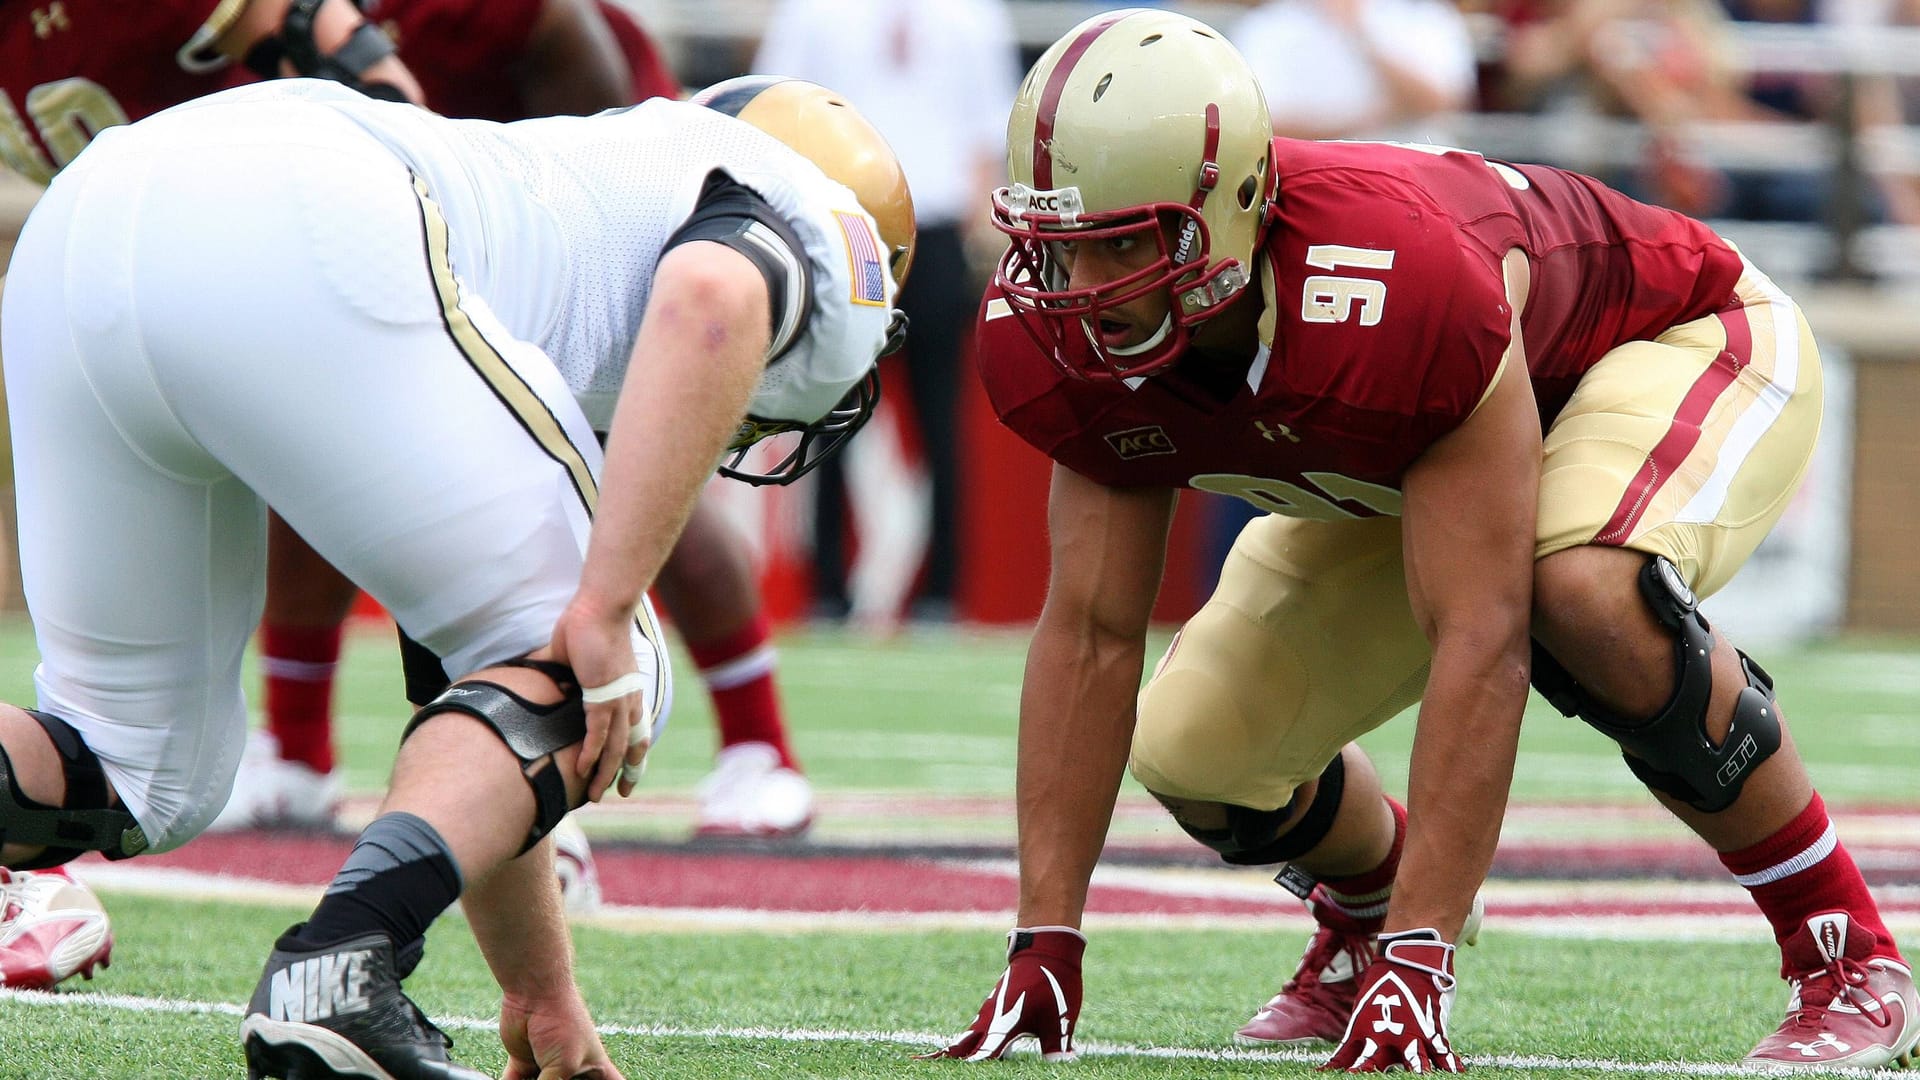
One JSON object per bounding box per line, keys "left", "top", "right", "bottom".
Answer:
{"left": 0, "top": 616, "right": 1915, "bottom": 1079}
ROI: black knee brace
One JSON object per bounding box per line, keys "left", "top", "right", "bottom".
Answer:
{"left": 0, "top": 710, "right": 147, "bottom": 868}
{"left": 401, "top": 658, "right": 585, "bottom": 854}
{"left": 1531, "top": 556, "right": 1781, "bottom": 813}
{"left": 1171, "top": 754, "right": 1348, "bottom": 867}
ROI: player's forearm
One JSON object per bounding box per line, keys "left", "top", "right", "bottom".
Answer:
{"left": 575, "top": 248, "right": 767, "bottom": 622}
{"left": 1387, "top": 641, "right": 1527, "bottom": 940}
{"left": 463, "top": 838, "right": 576, "bottom": 997}
{"left": 1013, "top": 615, "right": 1145, "bottom": 927}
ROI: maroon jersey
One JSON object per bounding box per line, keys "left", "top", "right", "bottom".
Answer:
{"left": 0, "top": 0, "right": 245, "bottom": 183}
{"left": 366, "top": 0, "right": 679, "bottom": 122}
{"left": 978, "top": 139, "right": 1743, "bottom": 518}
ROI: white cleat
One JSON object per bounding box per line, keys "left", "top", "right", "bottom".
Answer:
{"left": 694, "top": 742, "right": 815, "bottom": 840}
{"left": 550, "top": 816, "right": 602, "bottom": 915}
{"left": 205, "top": 730, "right": 342, "bottom": 832}
{"left": 0, "top": 865, "right": 113, "bottom": 989}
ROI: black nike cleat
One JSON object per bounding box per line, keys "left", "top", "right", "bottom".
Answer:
{"left": 241, "top": 929, "right": 487, "bottom": 1080}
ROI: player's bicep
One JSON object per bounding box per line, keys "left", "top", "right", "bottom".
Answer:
{"left": 645, "top": 240, "right": 773, "bottom": 370}
{"left": 664, "top": 172, "right": 812, "bottom": 363}
{"left": 1041, "top": 465, "right": 1176, "bottom": 640}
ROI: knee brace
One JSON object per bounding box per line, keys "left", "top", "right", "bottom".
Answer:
{"left": 1531, "top": 556, "right": 1781, "bottom": 813}
{"left": 0, "top": 710, "right": 147, "bottom": 869}
{"left": 401, "top": 658, "right": 585, "bottom": 854}
{"left": 1171, "top": 754, "right": 1347, "bottom": 867}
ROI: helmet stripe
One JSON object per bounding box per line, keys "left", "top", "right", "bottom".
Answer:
{"left": 1032, "top": 10, "right": 1130, "bottom": 190}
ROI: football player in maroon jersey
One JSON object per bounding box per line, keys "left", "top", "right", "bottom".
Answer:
{"left": 928, "top": 8, "right": 1914, "bottom": 1072}
{"left": 0, "top": 0, "right": 421, "bottom": 186}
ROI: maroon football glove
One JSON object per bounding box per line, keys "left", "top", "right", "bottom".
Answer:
{"left": 920, "top": 927, "right": 1085, "bottom": 1061}
{"left": 1322, "top": 929, "right": 1463, "bottom": 1073}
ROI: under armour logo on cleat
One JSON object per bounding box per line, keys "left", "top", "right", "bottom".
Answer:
{"left": 1789, "top": 1033, "right": 1850, "bottom": 1057}
{"left": 267, "top": 949, "right": 376, "bottom": 1023}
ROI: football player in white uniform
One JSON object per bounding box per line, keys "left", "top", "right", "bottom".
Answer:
{"left": 0, "top": 75, "right": 911, "bottom": 1079}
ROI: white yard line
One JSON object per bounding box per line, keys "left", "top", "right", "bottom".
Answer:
{"left": 0, "top": 989, "right": 1900, "bottom": 1078}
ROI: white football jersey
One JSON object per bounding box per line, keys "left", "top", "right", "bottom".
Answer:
{"left": 137, "top": 79, "right": 898, "bottom": 432}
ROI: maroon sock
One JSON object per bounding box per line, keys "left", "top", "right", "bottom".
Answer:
{"left": 1316, "top": 797, "right": 1406, "bottom": 930}
{"left": 688, "top": 613, "right": 797, "bottom": 771}
{"left": 1719, "top": 792, "right": 1903, "bottom": 972}
{"left": 260, "top": 623, "right": 342, "bottom": 774}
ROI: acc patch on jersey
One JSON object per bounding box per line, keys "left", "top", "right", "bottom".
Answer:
{"left": 833, "top": 210, "right": 887, "bottom": 306}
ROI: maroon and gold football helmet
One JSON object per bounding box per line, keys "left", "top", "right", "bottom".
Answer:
{"left": 995, "top": 9, "right": 1274, "bottom": 379}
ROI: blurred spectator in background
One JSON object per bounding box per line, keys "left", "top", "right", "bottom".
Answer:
{"left": 1718, "top": 0, "right": 1838, "bottom": 222}
{"left": 1490, "top": 0, "right": 1846, "bottom": 222}
{"left": 1826, "top": 0, "right": 1920, "bottom": 226}
{"left": 754, "top": 0, "right": 1021, "bottom": 628}
{"left": 1494, "top": 0, "right": 1749, "bottom": 215}
{"left": 1226, "top": 0, "right": 1479, "bottom": 143}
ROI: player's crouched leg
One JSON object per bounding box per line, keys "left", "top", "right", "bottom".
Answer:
{"left": 0, "top": 705, "right": 130, "bottom": 990}
{"left": 242, "top": 658, "right": 594, "bottom": 1080}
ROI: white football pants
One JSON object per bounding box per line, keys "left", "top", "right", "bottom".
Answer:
{"left": 1, "top": 112, "right": 667, "bottom": 852}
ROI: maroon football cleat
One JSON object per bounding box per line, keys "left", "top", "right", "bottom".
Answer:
{"left": 1234, "top": 918, "right": 1372, "bottom": 1045}
{"left": 1235, "top": 888, "right": 1480, "bottom": 1047}
{"left": 1744, "top": 912, "right": 1920, "bottom": 1070}
{"left": 0, "top": 865, "right": 114, "bottom": 989}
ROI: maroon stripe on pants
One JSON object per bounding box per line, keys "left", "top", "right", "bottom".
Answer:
{"left": 1593, "top": 303, "right": 1754, "bottom": 544}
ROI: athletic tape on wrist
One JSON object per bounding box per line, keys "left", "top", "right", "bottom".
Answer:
{"left": 582, "top": 672, "right": 649, "bottom": 704}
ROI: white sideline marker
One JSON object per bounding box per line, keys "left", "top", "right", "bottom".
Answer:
{"left": 0, "top": 988, "right": 1900, "bottom": 1079}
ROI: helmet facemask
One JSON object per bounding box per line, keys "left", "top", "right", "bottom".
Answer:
{"left": 718, "top": 366, "right": 882, "bottom": 486}
{"left": 993, "top": 174, "right": 1249, "bottom": 381}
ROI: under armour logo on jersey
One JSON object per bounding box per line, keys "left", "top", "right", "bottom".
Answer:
{"left": 266, "top": 949, "right": 376, "bottom": 1023}
{"left": 1105, "top": 425, "right": 1176, "bottom": 460}
{"left": 1255, "top": 420, "right": 1301, "bottom": 444}
{"left": 31, "top": 2, "right": 70, "bottom": 37}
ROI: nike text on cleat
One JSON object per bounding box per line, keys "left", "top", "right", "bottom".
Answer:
{"left": 0, "top": 866, "right": 114, "bottom": 989}
{"left": 242, "top": 929, "right": 488, "bottom": 1080}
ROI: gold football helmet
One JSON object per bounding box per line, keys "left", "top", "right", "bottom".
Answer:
{"left": 693, "top": 75, "right": 917, "bottom": 290}
{"left": 996, "top": 9, "right": 1274, "bottom": 378}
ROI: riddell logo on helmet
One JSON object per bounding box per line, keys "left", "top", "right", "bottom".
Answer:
{"left": 1105, "top": 426, "right": 1177, "bottom": 459}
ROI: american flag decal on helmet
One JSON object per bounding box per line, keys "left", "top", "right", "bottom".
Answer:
{"left": 835, "top": 211, "right": 887, "bottom": 306}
